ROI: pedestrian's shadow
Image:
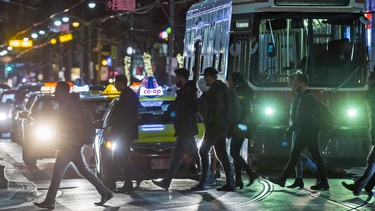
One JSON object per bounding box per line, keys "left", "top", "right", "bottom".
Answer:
{"left": 178, "top": 190, "right": 230, "bottom": 211}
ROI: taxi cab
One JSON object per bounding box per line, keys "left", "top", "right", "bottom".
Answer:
{"left": 19, "top": 82, "right": 117, "bottom": 166}
{"left": 93, "top": 77, "right": 204, "bottom": 190}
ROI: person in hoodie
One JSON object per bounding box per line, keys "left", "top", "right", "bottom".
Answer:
{"left": 152, "top": 68, "right": 200, "bottom": 190}
{"left": 269, "top": 73, "right": 330, "bottom": 191}
{"left": 191, "top": 67, "right": 235, "bottom": 191}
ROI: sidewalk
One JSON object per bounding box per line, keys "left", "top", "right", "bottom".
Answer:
{"left": 0, "top": 153, "right": 37, "bottom": 207}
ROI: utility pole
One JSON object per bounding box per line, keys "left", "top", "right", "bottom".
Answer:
{"left": 96, "top": 28, "right": 103, "bottom": 85}
{"left": 168, "top": 0, "right": 175, "bottom": 86}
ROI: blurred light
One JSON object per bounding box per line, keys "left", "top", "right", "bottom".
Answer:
{"left": 62, "top": 17, "right": 69, "bottom": 22}
{"left": 23, "top": 37, "right": 29, "bottom": 41}
{"left": 39, "top": 30, "right": 46, "bottom": 35}
{"left": 72, "top": 22, "right": 80, "bottom": 27}
{"left": 105, "top": 141, "right": 116, "bottom": 151}
{"left": 88, "top": 2, "right": 96, "bottom": 8}
{"left": 108, "top": 78, "right": 114, "bottom": 83}
{"left": 7, "top": 46, "right": 12, "bottom": 51}
{"left": 54, "top": 20, "right": 62, "bottom": 26}
{"left": 0, "top": 50, "right": 8, "bottom": 56}
{"left": 0, "top": 112, "right": 7, "bottom": 121}
{"left": 50, "top": 38, "right": 57, "bottom": 44}
{"left": 166, "top": 27, "right": 171, "bottom": 34}
{"left": 102, "top": 59, "right": 108, "bottom": 66}
{"left": 6, "top": 66, "right": 12, "bottom": 72}
{"left": 31, "top": 33, "right": 38, "bottom": 39}
{"left": 35, "top": 125, "right": 55, "bottom": 140}
{"left": 126, "top": 47, "right": 133, "bottom": 55}
{"left": 265, "top": 107, "right": 275, "bottom": 116}
{"left": 347, "top": 108, "right": 358, "bottom": 118}
{"left": 21, "top": 78, "right": 27, "bottom": 83}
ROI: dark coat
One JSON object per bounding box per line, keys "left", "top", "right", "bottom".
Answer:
{"left": 56, "top": 93, "right": 84, "bottom": 150}
{"left": 288, "top": 89, "right": 320, "bottom": 134}
{"left": 230, "top": 82, "right": 255, "bottom": 138}
{"left": 173, "top": 80, "right": 199, "bottom": 136}
{"left": 110, "top": 87, "right": 139, "bottom": 142}
{"left": 366, "top": 86, "right": 375, "bottom": 145}
{"left": 205, "top": 80, "right": 227, "bottom": 132}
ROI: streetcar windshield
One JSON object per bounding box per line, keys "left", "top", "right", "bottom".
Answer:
{"left": 231, "top": 13, "right": 367, "bottom": 88}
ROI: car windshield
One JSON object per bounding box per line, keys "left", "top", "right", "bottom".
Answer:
{"left": 1, "top": 93, "right": 14, "bottom": 103}
{"left": 138, "top": 100, "right": 174, "bottom": 124}
{"left": 31, "top": 98, "right": 59, "bottom": 116}
{"left": 82, "top": 99, "right": 112, "bottom": 121}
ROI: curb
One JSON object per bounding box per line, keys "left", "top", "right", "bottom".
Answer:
{"left": 0, "top": 180, "right": 38, "bottom": 207}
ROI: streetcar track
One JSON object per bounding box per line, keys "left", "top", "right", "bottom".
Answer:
{"left": 299, "top": 187, "right": 372, "bottom": 210}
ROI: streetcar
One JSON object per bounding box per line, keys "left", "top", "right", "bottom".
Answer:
{"left": 183, "top": 0, "right": 371, "bottom": 168}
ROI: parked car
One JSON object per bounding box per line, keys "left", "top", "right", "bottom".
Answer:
{"left": 0, "top": 90, "right": 16, "bottom": 136}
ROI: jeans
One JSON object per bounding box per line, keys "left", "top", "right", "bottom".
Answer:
{"left": 281, "top": 131, "right": 327, "bottom": 183}
{"left": 163, "top": 135, "right": 199, "bottom": 187}
{"left": 199, "top": 129, "right": 233, "bottom": 184}
{"left": 44, "top": 147, "right": 110, "bottom": 204}
{"left": 291, "top": 132, "right": 318, "bottom": 178}
{"left": 354, "top": 145, "right": 375, "bottom": 191}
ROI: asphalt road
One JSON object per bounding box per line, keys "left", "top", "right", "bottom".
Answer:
{"left": 1, "top": 137, "right": 375, "bottom": 210}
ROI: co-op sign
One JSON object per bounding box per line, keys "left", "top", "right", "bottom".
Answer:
{"left": 139, "top": 86, "right": 164, "bottom": 96}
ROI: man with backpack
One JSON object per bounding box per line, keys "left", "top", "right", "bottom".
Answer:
{"left": 269, "top": 73, "right": 330, "bottom": 191}
{"left": 191, "top": 67, "right": 235, "bottom": 191}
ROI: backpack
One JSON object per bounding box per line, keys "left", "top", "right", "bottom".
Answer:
{"left": 316, "top": 101, "right": 334, "bottom": 131}
{"left": 80, "top": 108, "right": 96, "bottom": 145}
{"left": 225, "top": 87, "right": 241, "bottom": 125}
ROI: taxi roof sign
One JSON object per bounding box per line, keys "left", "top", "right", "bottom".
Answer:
{"left": 101, "top": 84, "right": 121, "bottom": 95}
{"left": 41, "top": 81, "right": 73, "bottom": 93}
{"left": 139, "top": 76, "right": 163, "bottom": 97}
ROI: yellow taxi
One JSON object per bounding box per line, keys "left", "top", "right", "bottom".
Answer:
{"left": 93, "top": 78, "right": 204, "bottom": 190}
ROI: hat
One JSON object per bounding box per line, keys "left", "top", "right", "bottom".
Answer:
{"left": 201, "top": 67, "right": 218, "bottom": 76}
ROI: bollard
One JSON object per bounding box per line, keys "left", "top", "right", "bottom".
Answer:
{"left": 0, "top": 164, "right": 9, "bottom": 189}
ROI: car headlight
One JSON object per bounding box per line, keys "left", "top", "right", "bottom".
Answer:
{"left": 105, "top": 140, "right": 117, "bottom": 151}
{"left": 0, "top": 112, "right": 7, "bottom": 120}
{"left": 34, "top": 125, "right": 55, "bottom": 140}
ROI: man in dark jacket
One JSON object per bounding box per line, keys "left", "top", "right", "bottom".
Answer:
{"left": 34, "top": 82, "right": 113, "bottom": 209}
{"left": 192, "top": 67, "right": 235, "bottom": 191}
{"left": 152, "top": 68, "right": 200, "bottom": 190}
{"left": 111, "top": 74, "right": 140, "bottom": 194}
{"left": 269, "top": 73, "right": 330, "bottom": 190}
{"left": 342, "top": 71, "right": 375, "bottom": 197}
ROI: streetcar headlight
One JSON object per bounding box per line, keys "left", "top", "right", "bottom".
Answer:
{"left": 346, "top": 108, "right": 358, "bottom": 118}
{"left": 264, "top": 106, "right": 275, "bottom": 116}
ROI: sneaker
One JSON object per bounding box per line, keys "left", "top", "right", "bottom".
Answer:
{"left": 342, "top": 182, "right": 360, "bottom": 195}
{"left": 191, "top": 182, "right": 209, "bottom": 191}
{"left": 152, "top": 179, "right": 169, "bottom": 190}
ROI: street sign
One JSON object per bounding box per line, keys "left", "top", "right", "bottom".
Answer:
{"left": 105, "top": 0, "right": 135, "bottom": 11}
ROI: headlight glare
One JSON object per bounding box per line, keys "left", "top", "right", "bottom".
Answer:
{"left": 105, "top": 140, "right": 116, "bottom": 151}
{"left": 0, "top": 112, "right": 7, "bottom": 120}
{"left": 34, "top": 125, "right": 55, "bottom": 140}
{"left": 347, "top": 108, "right": 358, "bottom": 118}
